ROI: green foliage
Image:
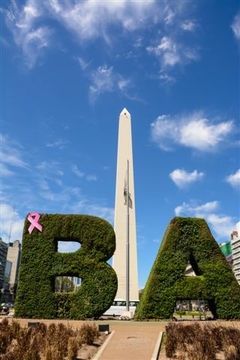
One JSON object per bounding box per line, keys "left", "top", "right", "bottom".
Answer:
{"left": 55, "top": 293, "right": 72, "bottom": 319}
{"left": 135, "top": 217, "right": 240, "bottom": 320}
{"left": 175, "top": 310, "right": 186, "bottom": 315}
{"left": 15, "top": 214, "right": 117, "bottom": 319}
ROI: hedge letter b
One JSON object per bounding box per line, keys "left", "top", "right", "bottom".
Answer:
{"left": 15, "top": 214, "right": 118, "bottom": 319}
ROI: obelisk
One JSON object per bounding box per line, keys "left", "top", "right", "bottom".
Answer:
{"left": 112, "top": 108, "right": 139, "bottom": 301}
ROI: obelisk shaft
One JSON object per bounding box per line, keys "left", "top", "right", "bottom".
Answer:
{"left": 113, "top": 108, "right": 139, "bottom": 301}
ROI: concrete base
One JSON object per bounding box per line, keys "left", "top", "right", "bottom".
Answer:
{"left": 120, "top": 311, "right": 133, "bottom": 320}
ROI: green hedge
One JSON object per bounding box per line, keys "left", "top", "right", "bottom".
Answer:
{"left": 135, "top": 217, "right": 240, "bottom": 320}
{"left": 15, "top": 214, "right": 117, "bottom": 319}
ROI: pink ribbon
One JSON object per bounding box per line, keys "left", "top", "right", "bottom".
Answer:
{"left": 27, "top": 212, "right": 43, "bottom": 234}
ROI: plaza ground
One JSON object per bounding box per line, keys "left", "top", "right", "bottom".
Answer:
{"left": 2, "top": 317, "right": 240, "bottom": 359}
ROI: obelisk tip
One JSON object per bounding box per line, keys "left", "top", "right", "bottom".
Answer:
{"left": 120, "top": 108, "right": 130, "bottom": 117}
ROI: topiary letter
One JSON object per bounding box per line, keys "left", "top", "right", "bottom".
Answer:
{"left": 15, "top": 213, "right": 117, "bottom": 319}
{"left": 135, "top": 217, "right": 240, "bottom": 320}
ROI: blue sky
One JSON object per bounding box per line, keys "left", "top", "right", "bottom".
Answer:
{"left": 1, "top": 0, "right": 240, "bottom": 289}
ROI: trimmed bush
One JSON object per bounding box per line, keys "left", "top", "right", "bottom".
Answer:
{"left": 15, "top": 214, "right": 118, "bottom": 319}
{"left": 135, "top": 217, "right": 240, "bottom": 320}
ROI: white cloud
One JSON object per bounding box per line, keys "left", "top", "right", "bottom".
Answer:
{"left": 79, "top": 204, "right": 114, "bottom": 225}
{"left": 77, "top": 57, "right": 91, "bottom": 70}
{"left": 0, "top": 200, "right": 114, "bottom": 244}
{"left": 1, "top": 164, "right": 15, "bottom": 177}
{"left": 180, "top": 118, "right": 233, "bottom": 150}
{"left": 225, "top": 169, "right": 240, "bottom": 189}
{"left": 151, "top": 114, "right": 178, "bottom": 151}
{"left": 3, "top": 0, "right": 198, "bottom": 75}
{"left": 159, "top": 73, "right": 176, "bottom": 85}
{"left": 5, "top": 0, "right": 52, "bottom": 68}
{"left": 234, "top": 221, "right": 240, "bottom": 233}
{"left": 0, "top": 36, "right": 11, "bottom": 47}
{"left": 133, "top": 36, "right": 144, "bottom": 48}
{"left": 36, "top": 161, "right": 64, "bottom": 177}
{"left": 0, "top": 134, "right": 113, "bottom": 240}
{"left": 2, "top": 152, "right": 27, "bottom": 168}
{"left": 164, "top": 8, "right": 175, "bottom": 25}
{"left": 90, "top": 66, "right": 114, "bottom": 94}
{"left": 0, "top": 134, "right": 28, "bottom": 173}
{"left": 231, "top": 12, "right": 240, "bottom": 40}
{"left": 0, "top": 204, "right": 24, "bottom": 243}
{"left": 207, "top": 213, "right": 236, "bottom": 239}
{"left": 169, "top": 169, "right": 204, "bottom": 188}
{"left": 37, "top": 180, "right": 81, "bottom": 204}
{"left": 194, "top": 201, "right": 219, "bottom": 213}
{"left": 181, "top": 20, "right": 196, "bottom": 31}
{"left": 89, "top": 65, "right": 131, "bottom": 97}
{"left": 151, "top": 111, "right": 234, "bottom": 152}
{"left": 147, "top": 37, "right": 174, "bottom": 66}
{"left": 174, "top": 200, "right": 238, "bottom": 239}
{"left": 118, "top": 78, "right": 131, "bottom": 91}
{"left": 46, "top": 139, "right": 69, "bottom": 149}
{"left": 175, "top": 200, "right": 219, "bottom": 216}
{"left": 147, "top": 35, "right": 199, "bottom": 70}
{"left": 46, "top": 0, "right": 158, "bottom": 39}
{"left": 71, "top": 164, "right": 97, "bottom": 182}
{"left": 147, "top": 36, "right": 180, "bottom": 67}
{"left": 71, "top": 165, "right": 85, "bottom": 178}
{"left": 86, "top": 175, "right": 97, "bottom": 182}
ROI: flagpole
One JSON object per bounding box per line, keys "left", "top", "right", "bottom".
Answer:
{"left": 126, "top": 159, "right": 130, "bottom": 312}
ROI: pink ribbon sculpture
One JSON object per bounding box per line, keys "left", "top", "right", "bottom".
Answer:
{"left": 27, "top": 212, "right": 43, "bottom": 234}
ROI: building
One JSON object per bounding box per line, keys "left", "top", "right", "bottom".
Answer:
{"left": 1, "top": 260, "right": 13, "bottom": 302}
{"left": 0, "top": 238, "right": 8, "bottom": 289}
{"left": 231, "top": 231, "right": 240, "bottom": 285}
{"left": 4, "top": 260, "right": 12, "bottom": 286}
{"left": 220, "top": 241, "right": 233, "bottom": 267}
{"left": 7, "top": 240, "right": 21, "bottom": 291}
{"left": 112, "top": 108, "right": 139, "bottom": 301}
{"left": 184, "top": 242, "right": 234, "bottom": 277}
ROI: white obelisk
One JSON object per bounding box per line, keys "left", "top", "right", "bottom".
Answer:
{"left": 113, "top": 108, "right": 139, "bottom": 302}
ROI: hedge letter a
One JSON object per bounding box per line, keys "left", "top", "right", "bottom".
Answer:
{"left": 135, "top": 217, "right": 240, "bottom": 320}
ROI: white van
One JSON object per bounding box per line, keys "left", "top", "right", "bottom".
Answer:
{"left": 103, "top": 299, "right": 139, "bottom": 318}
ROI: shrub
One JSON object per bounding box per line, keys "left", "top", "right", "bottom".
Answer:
{"left": 15, "top": 214, "right": 118, "bottom": 319}
{"left": 165, "top": 323, "right": 240, "bottom": 359}
{"left": 67, "top": 337, "right": 79, "bottom": 360}
{"left": 80, "top": 323, "right": 98, "bottom": 345}
{"left": 135, "top": 217, "right": 240, "bottom": 320}
{"left": 0, "top": 320, "right": 100, "bottom": 359}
